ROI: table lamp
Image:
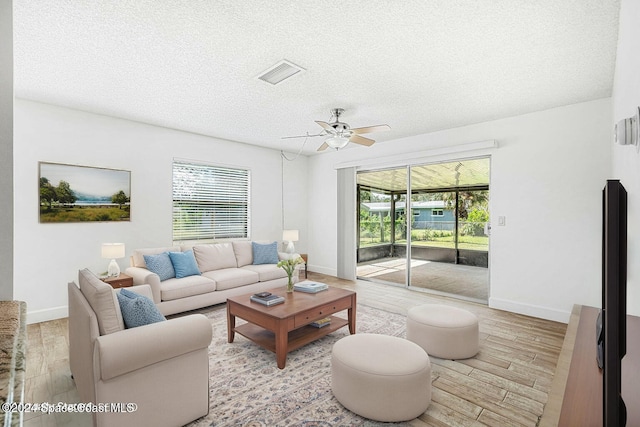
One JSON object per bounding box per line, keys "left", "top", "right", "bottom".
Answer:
{"left": 282, "top": 230, "right": 299, "bottom": 254}
{"left": 102, "top": 243, "right": 125, "bottom": 277}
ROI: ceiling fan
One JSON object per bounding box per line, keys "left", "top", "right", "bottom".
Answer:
{"left": 283, "top": 108, "right": 391, "bottom": 151}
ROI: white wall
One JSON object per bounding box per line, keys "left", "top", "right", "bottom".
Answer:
{"left": 611, "top": 0, "right": 640, "bottom": 317}
{"left": 14, "top": 99, "right": 308, "bottom": 323}
{"left": 282, "top": 152, "right": 308, "bottom": 255}
{"left": 307, "top": 99, "right": 612, "bottom": 322}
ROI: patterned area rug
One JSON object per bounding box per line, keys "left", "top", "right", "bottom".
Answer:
{"left": 186, "top": 304, "right": 411, "bottom": 427}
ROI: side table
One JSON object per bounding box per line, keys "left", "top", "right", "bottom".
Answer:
{"left": 102, "top": 273, "right": 134, "bottom": 289}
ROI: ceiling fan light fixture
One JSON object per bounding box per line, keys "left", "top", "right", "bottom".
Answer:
{"left": 284, "top": 108, "right": 391, "bottom": 152}
{"left": 325, "top": 135, "right": 350, "bottom": 150}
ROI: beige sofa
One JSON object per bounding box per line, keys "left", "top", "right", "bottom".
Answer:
{"left": 125, "top": 241, "right": 298, "bottom": 316}
{"left": 68, "top": 269, "right": 212, "bottom": 427}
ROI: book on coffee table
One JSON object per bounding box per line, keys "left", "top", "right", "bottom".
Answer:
{"left": 310, "top": 317, "right": 331, "bottom": 328}
{"left": 250, "top": 294, "right": 285, "bottom": 306}
{"left": 294, "top": 282, "right": 328, "bottom": 293}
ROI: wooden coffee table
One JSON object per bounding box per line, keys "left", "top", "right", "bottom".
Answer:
{"left": 227, "top": 287, "right": 356, "bottom": 369}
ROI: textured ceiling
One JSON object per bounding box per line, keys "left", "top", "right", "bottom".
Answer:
{"left": 14, "top": 1, "right": 620, "bottom": 155}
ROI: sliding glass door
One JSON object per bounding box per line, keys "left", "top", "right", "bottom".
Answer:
{"left": 356, "top": 157, "right": 490, "bottom": 303}
{"left": 356, "top": 167, "right": 407, "bottom": 287}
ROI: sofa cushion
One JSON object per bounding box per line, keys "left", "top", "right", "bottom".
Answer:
{"left": 78, "top": 268, "right": 124, "bottom": 335}
{"left": 202, "top": 268, "right": 259, "bottom": 291}
{"left": 252, "top": 241, "right": 279, "bottom": 265}
{"left": 160, "top": 276, "right": 217, "bottom": 301}
{"left": 132, "top": 246, "right": 181, "bottom": 268}
{"left": 193, "top": 243, "right": 237, "bottom": 271}
{"left": 232, "top": 241, "right": 253, "bottom": 267}
{"left": 168, "top": 250, "right": 201, "bottom": 278}
{"left": 116, "top": 288, "right": 166, "bottom": 328}
{"left": 241, "top": 264, "right": 288, "bottom": 282}
{"left": 143, "top": 252, "right": 175, "bottom": 281}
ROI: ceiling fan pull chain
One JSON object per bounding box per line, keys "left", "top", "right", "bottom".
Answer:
{"left": 281, "top": 135, "right": 309, "bottom": 161}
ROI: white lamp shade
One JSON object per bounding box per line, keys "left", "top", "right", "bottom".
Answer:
{"left": 282, "top": 230, "right": 299, "bottom": 242}
{"left": 101, "top": 243, "right": 125, "bottom": 259}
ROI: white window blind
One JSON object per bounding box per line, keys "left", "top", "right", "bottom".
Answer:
{"left": 172, "top": 161, "right": 250, "bottom": 241}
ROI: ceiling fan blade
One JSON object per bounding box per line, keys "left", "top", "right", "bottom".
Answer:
{"left": 317, "top": 142, "right": 329, "bottom": 151}
{"left": 350, "top": 124, "right": 391, "bottom": 135}
{"left": 281, "top": 133, "right": 324, "bottom": 139}
{"left": 315, "top": 121, "right": 335, "bottom": 133}
{"left": 349, "top": 134, "right": 375, "bottom": 147}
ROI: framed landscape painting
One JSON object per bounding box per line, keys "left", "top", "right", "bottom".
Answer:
{"left": 39, "top": 162, "right": 131, "bottom": 223}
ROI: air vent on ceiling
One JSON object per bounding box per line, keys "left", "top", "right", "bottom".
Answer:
{"left": 257, "top": 60, "right": 305, "bottom": 85}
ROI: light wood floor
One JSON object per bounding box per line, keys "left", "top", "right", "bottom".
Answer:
{"left": 23, "top": 272, "right": 566, "bottom": 426}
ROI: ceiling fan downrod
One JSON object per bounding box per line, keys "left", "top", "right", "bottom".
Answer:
{"left": 331, "top": 108, "right": 345, "bottom": 122}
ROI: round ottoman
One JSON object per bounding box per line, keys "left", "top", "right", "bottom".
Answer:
{"left": 407, "top": 304, "right": 479, "bottom": 359}
{"left": 331, "top": 333, "right": 431, "bottom": 422}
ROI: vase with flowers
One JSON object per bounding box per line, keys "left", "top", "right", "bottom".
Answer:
{"left": 277, "top": 256, "right": 305, "bottom": 292}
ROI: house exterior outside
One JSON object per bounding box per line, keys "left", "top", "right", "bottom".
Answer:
{"left": 361, "top": 201, "right": 455, "bottom": 231}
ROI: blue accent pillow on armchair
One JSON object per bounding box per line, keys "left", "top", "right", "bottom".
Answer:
{"left": 252, "top": 241, "right": 279, "bottom": 265}
{"left": 168, "top": 250, "right": 201, "bottom": 278}
{"left": 143, "top": 252, "right": 175, "bottom": 281}
{"left": 116, "top": 288, "right": 166, "bottom": 328}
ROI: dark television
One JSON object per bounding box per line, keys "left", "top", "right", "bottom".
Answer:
{"left": 599, "top": 179, "right": 627, "bottom": 426}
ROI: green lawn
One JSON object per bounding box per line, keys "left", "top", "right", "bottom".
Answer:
{"left": 360, "top": 235, "right": 488, "bottom": 251}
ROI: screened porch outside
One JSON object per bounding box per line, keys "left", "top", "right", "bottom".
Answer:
{"left": 356, "top": 158, "right": 490, "bottom": 303}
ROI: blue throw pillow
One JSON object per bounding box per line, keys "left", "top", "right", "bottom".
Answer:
{"left": 252, "top": 241, "right": 279, "bottom": 265}
{"left": 143, "top": 252, "right": 175, "bottom": 281}
{"left": 168, "top": 250, "right": 201, "bottom": 278}
{"left": 116, "top": 288, "right": 166, "bottom": 328}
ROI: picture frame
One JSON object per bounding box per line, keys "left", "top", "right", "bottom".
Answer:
{"left": 39, "top": 162, "right": 131, "bottom": 223}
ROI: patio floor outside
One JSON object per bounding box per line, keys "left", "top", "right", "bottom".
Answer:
{"left": 357, "top": 257, "right": 489, "bottom": 303}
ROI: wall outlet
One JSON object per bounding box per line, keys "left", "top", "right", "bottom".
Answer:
{"left": 498, "top": 216, "right": 506, "bottom": 226}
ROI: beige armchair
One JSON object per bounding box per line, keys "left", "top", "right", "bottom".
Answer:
{"left": 68, "top": 269, "right": 212, "bottom": 427}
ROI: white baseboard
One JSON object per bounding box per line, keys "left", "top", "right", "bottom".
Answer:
{"left": 27, "top": 306, "right": 68, "bottom": 324}
{"left": 307, "top": 264, "right": 337, "bottom": 278}
{"left": 489, "top": 297, "right": 571, "bottom": 323}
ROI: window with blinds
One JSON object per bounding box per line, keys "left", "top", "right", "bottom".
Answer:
{"left": 172, "top": 161, "right": 250, "bottom": 241}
